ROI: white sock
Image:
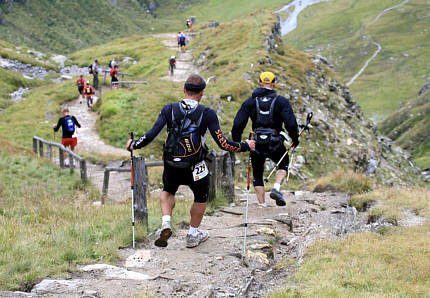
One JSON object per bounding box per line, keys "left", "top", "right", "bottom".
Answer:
{"left": 274, "top": 183, "right": 281, "bottom": 192}
{"left": 189, "top": 226, "right": 199, "bottom": 237}
{"left": 258, "top": 203, "right": 267, "bottom": 208}
{"left": 162, "top": 215, "right": 171, "bottom": 224}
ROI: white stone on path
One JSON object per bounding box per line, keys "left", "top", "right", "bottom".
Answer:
{"left": 31, "top": 279, "right": 83, "bottom": 294}
{"left": 80, "top": 263, "right": 153, "bottom": 280}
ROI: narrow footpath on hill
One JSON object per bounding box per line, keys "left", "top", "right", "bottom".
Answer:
{"left": 2, "top": 34, "right": 377, "bottom": 298}
{"left": 156, "top": 32, "right": 199, "bottom": 81}
{"left": 62, "top": 89, "right": 132, "bottom": 203}
{"left": 346, "top": 0, "right": 409, "bottom": 86}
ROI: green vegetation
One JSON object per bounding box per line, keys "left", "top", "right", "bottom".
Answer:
{"left": 0, "top": 138, "right": 135, "bottom": 290}
{"left": 308, "top": 169, "right": 373, "bottom": 195}
{"left": 269, "top": 187, "right": 430, "bottom": 297}
{"left": 0, "top": 68, "right": 42, "bottom": 109}
{"left": 0, "top": 80, "right": 76, "bottom": 147}
{"left": 379, "top": 91, "right": 430, "bottom": 169}
{"left": 283, "top": 0, "right": 430, "bottom": 119}
{"left": 0, "top": 0, "right": 288, "bottom": 54}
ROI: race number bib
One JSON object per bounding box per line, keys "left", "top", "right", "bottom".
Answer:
{"left": 192, "top": 161, "right": 209, "bottom": 181}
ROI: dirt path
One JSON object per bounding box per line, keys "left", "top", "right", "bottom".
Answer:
{"left": 346, "top": 0, "right": 409, "bottom": 86}
{"left": 61, "top": 91, "right": 133, "bottom": 202}
{"left": 156, "top": 33, "right": 199, "bottom": 82}
{"left": 4, "top": 190, "right": 372, "bottom": 298}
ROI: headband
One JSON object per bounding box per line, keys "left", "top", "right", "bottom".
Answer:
{"left": 184, "top": 82, "right": 206, "bottom": 92}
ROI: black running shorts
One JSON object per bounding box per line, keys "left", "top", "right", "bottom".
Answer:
{"left": 251, "top": 144, "right": 289, "bottom": 187}
{"left": 78, "top": 86, "right": 84, "bottom": 94}
{"left": 162, "top": 162, "right": 209, "bottom": 203}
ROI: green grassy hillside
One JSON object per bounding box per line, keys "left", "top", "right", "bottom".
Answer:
{"left": 283, "top": 0, "right": 430, "bottom": 120}
{"left": 0, "top": 0, "right": 290, "bottom": 54}
{"left": 379, "top": 91, "right": 430, "bottom": 169}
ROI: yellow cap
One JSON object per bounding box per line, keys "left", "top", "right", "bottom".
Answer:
{"left": 259, "top": 71, "right": 276, "bottom": 84}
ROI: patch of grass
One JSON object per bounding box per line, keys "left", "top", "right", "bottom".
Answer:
{"left": 273, "top": 257, "right": 296, "bottom": 271}
{"left": 0, "top": 138, "right": 150, "bottom": 290}
{"left": 0, "top": 68, "right": 44, "bottom": 109}
{"left": 379, "top": 91, "right": 430, "bottom": 169}
{"left": 0, "top": 80, "right": 76, "bottom": 148}
{"left": 308, "top": 169, "right": 373, "bottom": 195}
{"left": 270, "top": 187, "right": 430, "bottom": 297}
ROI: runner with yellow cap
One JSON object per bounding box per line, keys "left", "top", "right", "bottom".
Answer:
{"left": 231, "top": 71, "right": 299, "bottom": 207}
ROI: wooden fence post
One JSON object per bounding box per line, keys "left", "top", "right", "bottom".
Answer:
{"left": 59, "top": 147, "right": 64, "bottom": 168}
{"left": 69, "top": 152, "right": 74, "bottom": 172}
{"left": 221, "top": 151, "right": 235, "bottom": 203}
{"left": 33, "top": 138, "right": 37, "bottom": 154}
{"left": 133, "top": 156, "right": 148, "bottom": 227}
{"left": 38, "top": 140, "right": 43, "bottom": 157}
{"left": 207, "top": 150, "right": 217, "bottom": 202}
{"left": 80, "top": 160, "right": 87, "bottom": 182}
{"left": 101, "top": 169, "right": 110, "bottom": 205}
{"left": 47, "top": 144, "right": 52, "bottom": 160}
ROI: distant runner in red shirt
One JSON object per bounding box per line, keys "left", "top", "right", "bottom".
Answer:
{"left": 83, "top": 81, "right": 95, "bottom": 109}
{"left": 110, "top": 65, "right": 119, "bottom": 88}
{"left": 76, "top": 75, "right": 86, "bottom": 103}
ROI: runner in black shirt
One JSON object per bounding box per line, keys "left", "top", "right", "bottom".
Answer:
{"left": 127, "top": 74, "right": 255, "bottom": 248}
{"left": 53, "top": 108, "right": 81, "bottom": 166}
{"left": 232, "top": 71, "right": 299, "bottom": 207}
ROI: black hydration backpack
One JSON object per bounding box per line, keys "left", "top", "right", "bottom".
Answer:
{"left": 164, "top": 102, "right": 207, "bottom": 168}
{"left": 88, "top": 64, "right": 93, "bottom": 74}
{"left": 253, "top": 95, "right": 282, "bottom": 154}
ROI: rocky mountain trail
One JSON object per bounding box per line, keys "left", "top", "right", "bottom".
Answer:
{"left": 2, "top": 189, "right": 380, "bottom": 298}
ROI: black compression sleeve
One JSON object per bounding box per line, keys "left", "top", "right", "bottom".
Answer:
{"left": 206, "top": 109, "right": 249, "bottom": 152}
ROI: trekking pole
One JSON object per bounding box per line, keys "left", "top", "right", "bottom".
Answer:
{"left": 243, "top": 132, "right": 254, "bottom": 260}
{"left": 264, "top": 112, "right": 313, "bottom": 183}
{"left": 286, "top": 148, "right": 296, "bottom": 183}
{"left": 128, "top": 132, "right": 136, "bottom": 249}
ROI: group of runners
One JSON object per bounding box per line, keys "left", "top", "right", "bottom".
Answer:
{"left": 53, "top": 19, "right": 300, "bottom": 248}
{"left": 56, "top": 71, "right": 298, "bottom": 248}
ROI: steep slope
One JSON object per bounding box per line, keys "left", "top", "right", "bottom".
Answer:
{"left": 282, "top": 0, "right": 430, "bottom": 121}
{"left": 379, "top": 90, "right": 430, "bottom": 169}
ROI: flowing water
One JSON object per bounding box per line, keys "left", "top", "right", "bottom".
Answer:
{"left": 277, "top": 0, "right": 328, "bottom": 36}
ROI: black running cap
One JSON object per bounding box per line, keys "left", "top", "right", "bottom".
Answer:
{"left": 184, "top": 82, "right": 206, "bottom": 92}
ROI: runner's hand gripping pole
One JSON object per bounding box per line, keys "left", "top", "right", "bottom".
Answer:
{"left": 129, "top": 132, "right": 136, "bottom": 249}
{"left": 243, "top": 132, "right": 254, "bottom": 260}
{"left": 263, "top": 112, "right": 313, "bottom": 183}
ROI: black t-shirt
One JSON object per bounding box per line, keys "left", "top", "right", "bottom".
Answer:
{"left": 54, "top": 115, "right": 81, "bottom": 138}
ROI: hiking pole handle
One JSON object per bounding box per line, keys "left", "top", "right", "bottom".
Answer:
{"left": 128, "top": 132, "right": 134, "bottom": 155}
{"left": 298, "top": 112, "right": 313, "bottom": 137}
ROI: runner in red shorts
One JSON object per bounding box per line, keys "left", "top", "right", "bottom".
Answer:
{"left": 53, "top": 108, "right": 81, "bottom": 167}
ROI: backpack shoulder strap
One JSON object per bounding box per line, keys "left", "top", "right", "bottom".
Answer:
{"left": 269, "top": 95, "right": 279, "bottom": 125}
